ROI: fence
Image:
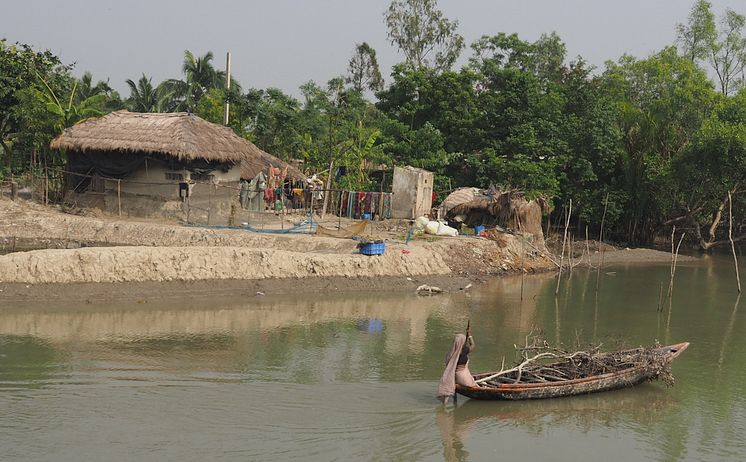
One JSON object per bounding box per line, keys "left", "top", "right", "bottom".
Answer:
{"left": 0, "top": 174, "right": 51, "bottom": 204}
{"left": 8, "top": 167, "right": 393, "bottom": 229}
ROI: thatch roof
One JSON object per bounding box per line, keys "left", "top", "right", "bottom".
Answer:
{"left": 440, "top": 187, "right": 547, "bottom": 250}
{"left": 51, "top": 111, "right": 304, "bottom": 179}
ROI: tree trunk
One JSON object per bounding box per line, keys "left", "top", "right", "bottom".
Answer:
{"left": 696, "top": 185, "right": 740, "bottom": 251}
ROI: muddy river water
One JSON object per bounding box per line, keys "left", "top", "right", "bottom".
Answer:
{"left": 1, "top": 255, "right": 744, "bottom": 461}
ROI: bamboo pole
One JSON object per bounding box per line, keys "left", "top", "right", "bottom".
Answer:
{"left": 717, "top": 294, "right": 741, "bottom": 369}
{"left": 555, "top": 199, "right": 572, "bottom": 296}
{"left": 595, "top": 193, "right": 609, "bottom": 294}
{"left": 657, "top": 281, "right": 664, "bottom": 312}
{"left": 117, "top": 179, "right": 122, "bottom": 217}
{"left": 666, "top": 230, "right": 686, "bottom": 337}
{"left": 44, "top": 169, "right": 49, "bottom": 205}
{"left": 666, "top": 226, "right": 686, "bottom": 301}
{"left": 568, "top": 233, "right": 574, "bottom": 277}
{"left": 728, "top": 191, "right": 742, "bottom": 293}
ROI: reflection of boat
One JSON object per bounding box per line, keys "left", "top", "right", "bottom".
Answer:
{"left": 456, "top": 342, "right": 689, "bottom": 400}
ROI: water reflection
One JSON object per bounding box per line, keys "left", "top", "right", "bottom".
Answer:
{"left": 0, "top": 255, "right": 744, "bottom": 461}
{"left": 0, "top": 336, "right": 61, "bottom": 388}
{"left": 436, "top": 387, "right": 677, "bottom": 461}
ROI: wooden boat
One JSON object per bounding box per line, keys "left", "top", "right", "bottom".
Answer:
{"left": 456, "top": 342, "right": 689, "bottom": 401}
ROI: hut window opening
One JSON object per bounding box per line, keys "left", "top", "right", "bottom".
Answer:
{"left": 165, "top": 172, "right": 185, "bottom": 181}
{"left": 190, "top": 172, "right": 215, "bottom": 182}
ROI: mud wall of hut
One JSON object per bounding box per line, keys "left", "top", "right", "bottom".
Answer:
{"left": 66, "top": 162, "right": 241, "bottom": 224}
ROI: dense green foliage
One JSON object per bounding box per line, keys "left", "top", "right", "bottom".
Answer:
{"left": 2, "top": 0, "right": 745, "bottom": 247}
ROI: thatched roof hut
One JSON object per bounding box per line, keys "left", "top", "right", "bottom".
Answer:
{"left": 51, "top": 110, "right": 303, "bottom": 179}
{"left": 440, "top": 187, "right": 549, "bottom": 250}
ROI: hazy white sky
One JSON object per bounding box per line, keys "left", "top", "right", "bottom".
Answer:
{"left": 4, "top": 0, "right": 743, "bottom": 96}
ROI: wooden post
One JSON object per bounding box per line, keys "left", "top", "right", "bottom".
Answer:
{"left": 728, "top": 191, "right": 742, "bottom": 293}
{"left": 117, "top": 179, "right": 122, "bottom": 217}
{"left": 10, "top": 181, "right": 17, "bottom": 201}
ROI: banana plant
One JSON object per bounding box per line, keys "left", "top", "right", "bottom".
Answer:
{"left": 37, "top": 73, "right": 107, "bottom": 132}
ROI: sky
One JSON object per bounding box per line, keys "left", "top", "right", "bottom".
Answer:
{"left": 3, "top": 0, "right": 744, "bottom": 97}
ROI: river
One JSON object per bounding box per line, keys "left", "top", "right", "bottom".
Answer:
{"left": 1, "top": 255, "right": 744, "bottom": 461}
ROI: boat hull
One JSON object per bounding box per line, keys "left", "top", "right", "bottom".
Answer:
{"left": 456, "top": 342, "right": 689, "bottom": 401}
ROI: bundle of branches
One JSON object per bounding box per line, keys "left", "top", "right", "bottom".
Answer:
{"left": 476, "top": 336, "right": 674, "bottom": 387}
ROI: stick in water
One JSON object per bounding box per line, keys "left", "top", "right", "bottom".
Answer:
{"left": 555, "top": 199, "right": 572, "bottom": 296}
{"left": 728, "top": 191, "right": 742, "bottom": 293}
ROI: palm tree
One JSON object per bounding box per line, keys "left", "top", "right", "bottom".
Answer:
{"left": 164, "top": 50, "right": 241, "bottom": 112}
{"left": 78, "top": 72, "right": 122, "bottom": 111}
{"left": 124, "top": 74, "right": 174, "bottom": 113}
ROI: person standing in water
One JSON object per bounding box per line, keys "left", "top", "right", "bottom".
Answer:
{"left": 437, "top": 325, "right": 477, "bottom": 404}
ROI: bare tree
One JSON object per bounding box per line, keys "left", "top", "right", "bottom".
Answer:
{"left": 676, "top": 0, "right": 717, "bottom": 63}
{"left": 384, "top": 0, "right": 464, "bottom": 72}
{"left": 710, "top": 9, "right": 746, "bottom": 95}
{"left": 346, "top": 43, "right": 384, "bottom": 93}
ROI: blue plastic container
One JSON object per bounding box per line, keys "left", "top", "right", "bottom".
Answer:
{"left": 360, "top": 242, "right": 386, "bottom": 256}
{"left": 474, "top": 225, "right": 486, "bottom": 236}
{"left": 360, "top": 213, "right": 371, "bottom": 220}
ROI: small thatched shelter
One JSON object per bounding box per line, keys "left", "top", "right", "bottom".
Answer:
{"left": 440, "top": 187, "right": 549, "bottom": 249}
{"left": 51, "top": 110, "right": 302, "bottom": 220}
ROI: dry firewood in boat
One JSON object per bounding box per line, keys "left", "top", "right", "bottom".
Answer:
{"left": 475, "top": 337, "right": 674, "bottom": 387}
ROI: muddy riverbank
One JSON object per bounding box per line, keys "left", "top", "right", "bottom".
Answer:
{"left": 0, "top": 198, "right": 552, "bottom": 291}
{"left": 0, "top": 198, "right": 696, "bottom": 299}
{"left": 0, "top": 274, "right": 477, "bottom": 302}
